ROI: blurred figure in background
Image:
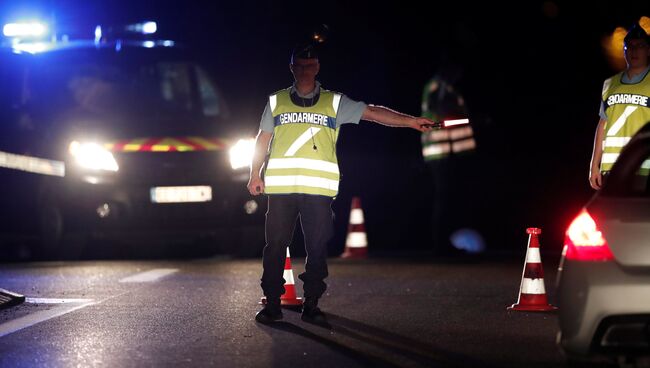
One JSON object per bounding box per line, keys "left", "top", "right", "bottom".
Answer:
{"left": 589, "top": 22, "right": 650, "bottom": 190}
{"left": 420, "top": 58, "right": 481, "bottom": 255}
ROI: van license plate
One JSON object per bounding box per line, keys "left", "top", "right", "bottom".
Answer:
{"left": 150, "top": 186, "right": 212, "bottom": 203}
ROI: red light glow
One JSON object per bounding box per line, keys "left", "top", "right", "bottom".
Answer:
{"left": 564, "top": 210, "right": 614, "bottom": 261}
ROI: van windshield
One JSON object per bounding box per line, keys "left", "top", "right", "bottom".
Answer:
{"left": 27, "top": 47, "right": 225, "bottom": 126}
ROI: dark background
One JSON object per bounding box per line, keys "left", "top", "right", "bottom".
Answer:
{"left": 3, "top": 0, "right": 650, "bottom": 255}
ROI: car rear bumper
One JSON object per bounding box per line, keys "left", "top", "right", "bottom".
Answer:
{"left": 557, "top": 260, "right": 650, "bottom": 358}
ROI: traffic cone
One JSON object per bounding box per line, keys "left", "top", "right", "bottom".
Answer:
{"left": 508, "top": 227, "right": 557, "bottom": 312}
{"left": 341, "top": 196, "right": 368, "bottom": 259}
{"left": 260, "top": 248, "right": 303, "bottom": 306}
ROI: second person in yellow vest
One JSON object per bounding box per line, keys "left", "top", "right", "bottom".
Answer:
{"left": 589, "top": 23, "right": 650, "bottom": 190}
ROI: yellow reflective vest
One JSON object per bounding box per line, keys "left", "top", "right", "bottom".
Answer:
{"left": 600, "top": 71, "right": 650, "bottom": 174}
{"left": 264, "top": 88, "right": 342, "bottom": 197}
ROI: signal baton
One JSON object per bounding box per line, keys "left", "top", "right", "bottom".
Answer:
{"left": 421, "top": 118, "right": 470, "bottom": 129}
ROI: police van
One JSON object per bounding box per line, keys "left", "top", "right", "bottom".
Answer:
{"left": 0, "top": 20, "right": 264, "bottom": 259}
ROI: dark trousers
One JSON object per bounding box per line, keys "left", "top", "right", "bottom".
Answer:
{"left": 426, "top": 153, "right": 476, "bottom": 254}
{"left": 428, "top": 158, "right": 451, "bottom": 252}
{"left": 260, "top": 194, "right": 333, "bottom": 300}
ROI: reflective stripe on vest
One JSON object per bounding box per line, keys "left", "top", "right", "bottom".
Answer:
{"left": 264, "top": 88, "right": 341, "bottom": 197}
{"left": 602, "top": 155, "right": 650, "bottom": 176}
{"left": 601, "top": 153, "right": 650, "bottom": 177}
{"left": 603, "top": 136, "right": 631, "bottom": 147}
{"left": 421, "top": 124, "right": 476, "bottom": 161}
{"left": 452, "top": 137, "right": 476, "bottom": 153}
{"left": 422, "top": 142, "right": 451, "bottom": 158}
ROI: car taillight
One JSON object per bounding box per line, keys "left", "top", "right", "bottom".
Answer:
{"left": 564, "top": 210, "right": 614, "bottom": 261}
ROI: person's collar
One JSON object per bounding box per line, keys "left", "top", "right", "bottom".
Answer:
{"left": 624, "top": 65, "right": 650, "bottom": 81}
{"left": 291, "top": 81, "right": 321, "bottom": 98}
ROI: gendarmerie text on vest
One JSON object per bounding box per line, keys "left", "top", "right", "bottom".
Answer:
{"left": 606, "top": 93, "right": 649, "bottom": 107}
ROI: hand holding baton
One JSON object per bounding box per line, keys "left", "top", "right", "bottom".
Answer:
{"left": 422, "top": 118, "right": 470, "bottom": 129}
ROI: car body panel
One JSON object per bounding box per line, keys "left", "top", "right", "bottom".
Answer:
{"left": 556, "top": 125, "right": 650, "bottom": 362}
{"left": 589, "top": 198, "right": 650, "bottom": 267}
{"left": 557, "top": 261, "right": 650, "bottom": 355}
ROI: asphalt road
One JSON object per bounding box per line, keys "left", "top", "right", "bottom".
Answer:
{"left": 0, "top": 252, "right": 569, "bottom": 368}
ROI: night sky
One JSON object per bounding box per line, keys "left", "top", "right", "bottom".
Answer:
{"left": 3, "top": 1, "right": 650, "bottom": 254}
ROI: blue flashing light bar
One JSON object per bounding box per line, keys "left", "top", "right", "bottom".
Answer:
{"left": 142, "top": 21, "right": 157, "bottom": 34}
{"left": 3, "top": 22, "right": 47, "bottom": 37}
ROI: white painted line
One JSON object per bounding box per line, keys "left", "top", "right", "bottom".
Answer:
{"left": 26, "top": 298, "right": 94, "bottom": 304}
{"left": 0, "top": 298, "right": 94, "bottom": 338}
{"left": 0, "top": 268, "right": 178, "bottom": 338}
{"left": 119, "top": 268, "right": 179, "bottom": 283}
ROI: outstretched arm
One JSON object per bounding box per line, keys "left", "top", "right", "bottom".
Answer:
{"left": 361, "top": 105, "right": 434, "bottom": 132}
{"left": 247, "top": 130, "right": 273, "bottom": 195}
{"left": 589, "top": 118, "right": 606, "bottom": 190}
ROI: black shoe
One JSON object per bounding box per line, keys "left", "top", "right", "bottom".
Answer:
{"left": 301, "top": 298, "right": 327, "bottom": 325}
{"left": 255, "top": 301, "right": 282, "bottom": 323}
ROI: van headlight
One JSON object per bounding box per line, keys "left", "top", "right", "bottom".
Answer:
{"left": 229, "top": 138, "right": 255, "bottom": 170}
{"left": 68, "top": 141, "right": 119, "bottom": 172}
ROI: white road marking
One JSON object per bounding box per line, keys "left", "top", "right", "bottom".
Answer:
{"left": 0, "top": 268, "right": 180, "bottom": 338}
{"left": 25, "top": 298, "right": 94, "bottom": 304}
{"left": 0, "top": 298, "right": 94, "bottom": 338}
{"left": 119, "top": 268, "right": 179, "bottom": 283}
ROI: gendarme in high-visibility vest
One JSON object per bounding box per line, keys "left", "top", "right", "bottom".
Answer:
{"left": 264, "top": 88, "right": 342, "bottom": 197}
{"left": 600, "top": 71, "right": 650, "bottom": 174}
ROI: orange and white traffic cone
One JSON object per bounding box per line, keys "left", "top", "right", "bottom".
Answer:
{"left": 341, "top": 196, "right": 368, "bottom": 259}
{"left": 508, "top": 227, "right": 557, "bottom": 312}
{"left": 260, "top": 248, "right": 303, "bottom": 306}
